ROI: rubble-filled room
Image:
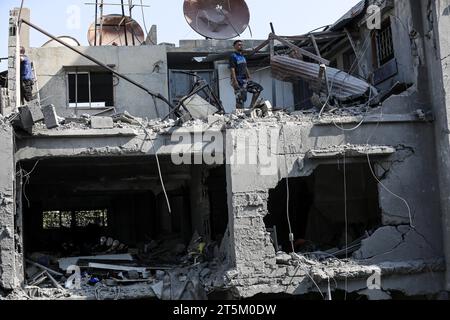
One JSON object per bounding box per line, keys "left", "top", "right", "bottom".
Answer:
{"left": 265, "top": 162, "right": 382, "bottom": 257}
{"left": 17, "top": 156, "right": 229, "bottom": 296}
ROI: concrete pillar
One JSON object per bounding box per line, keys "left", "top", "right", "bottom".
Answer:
{"left": 11, "top": 7, "right": 30, "bottom": 50}
{"left": 7, "top": 9, "right": 19, "bottom": 114}
{"left": 424, "top": 0, "right": 450, "bottom": 291}
{"left": 189, "top": 165, "right": 211, "bottom": 240}
{"left": 0, "top": 124, "right": 18, "bottom": 290}
{"left": 6, "top": 7, "right": 30, "bottom": 114}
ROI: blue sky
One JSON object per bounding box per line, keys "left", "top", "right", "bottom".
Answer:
{"left": 0, "top": 0, "right": 360, "bottom": 70}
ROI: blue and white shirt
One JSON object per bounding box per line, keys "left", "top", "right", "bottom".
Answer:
{"left": 229, "top": 52, "right": 248, "bottom": 86}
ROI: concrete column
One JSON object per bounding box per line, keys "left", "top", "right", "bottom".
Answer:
{"left": 18, "top": 8, "right": 30, "bottom": 50}
{"left": 7, "top": 9, "right": 20, "bottom": 114}
{"left": 424, "top": 0, "right": 450, "bottom": 291}
{"left": 0, "top": 124, "right": 18, "bottom": 290}
{"left": 189, "top": 165, "right": 211, "bottom": 240}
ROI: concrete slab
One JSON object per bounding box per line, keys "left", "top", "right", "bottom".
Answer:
{"left": 27, "top": 100, "right": 44, "bottom": 123}
{"left": 91, "top": 116, "right": 114, "bottom": 129}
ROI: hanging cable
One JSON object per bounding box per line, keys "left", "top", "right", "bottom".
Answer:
{"left": 134, "top": 119, "right": 172, "bottom": 214}
{"left": 343, "top": 152, "right": 348, "bottom": 300}
{"left": 281, "top": 126, "right": 295, "bottom": 253}
{"left": 365, "top": 106, "right": 414, "bottom": 228}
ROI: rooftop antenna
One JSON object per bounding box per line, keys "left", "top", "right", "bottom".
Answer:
{"left": 183, "top": 0, "right": 250, "bottom": 40}
{"left": 85, "top": 0, "right": 149, "bottom": 46}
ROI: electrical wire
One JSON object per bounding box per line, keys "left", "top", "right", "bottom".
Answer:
{"left": 281, "top": 126, "right": 295, "bottom": 253}
{"left": 343, "top": 152, "right": 348, "bottom": 300}
{"left": 135, "top": 119, "right": 172, "bottom": 214}
{"left": 365, "top": 106, "right": 414, "bottom": 227}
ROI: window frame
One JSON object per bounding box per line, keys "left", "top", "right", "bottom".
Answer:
{"left": 66, "top": 70, "right": 114, "bottom": 109}
{"left": 373, "top": 18, "right": 395, "bottom": 68}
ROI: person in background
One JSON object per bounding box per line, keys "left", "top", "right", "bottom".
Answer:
{"left": 20, "top": 46, "right": 34, "bottom": 104}
{"left": 229, "top": 40, "right": 263, "bottom": 110}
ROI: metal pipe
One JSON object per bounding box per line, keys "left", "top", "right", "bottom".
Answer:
{"left": 20, "top": 18, "right": 176, "bottom": 111}
{"left": 99, "top": 0, "right": 104, "bottom": 46}
{"left": 94, "top": 0, "right": 98, "bottom": 46}
{"left": 121, "top": 0, "right": 129, "bottom": 46}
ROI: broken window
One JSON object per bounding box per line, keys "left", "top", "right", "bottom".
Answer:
{"left": 42, "top": 211, "right": 72, "bottom": 229}
{"left": 43, "top": 210, "right": 107, "bottom": 230}
{"left": 265, "top": 163, "right": 381, "bottom": 254}
{"left": 67, "top": 71, "right": 114, "bottom": 108}
{"left": 375, "top": 19, "right": 394, "bottom": 67}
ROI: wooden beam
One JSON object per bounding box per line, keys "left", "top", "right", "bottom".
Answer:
{"left": 249, "top": 38, "right": 271, "bottom": 55}
{"left": 344, "top": 28, "right": 358, "bottom": 55}
{"left": 270, "top": 33, "right": 330, "bottom": 65}
{"left": 310, "top": 34, "right": 322, "bottom": 58}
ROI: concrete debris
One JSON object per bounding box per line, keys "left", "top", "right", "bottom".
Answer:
{"left": 19, "top": 106, "right": 34, "bottom": 131}
{"left": 90, "top": 116, "right": 114, "bottom": 129}
{"left": 58, "top": 254, "right": 133, "bottom": 271}
{"left": 27, "top": 100, "right": 44, "bottom": 123}
{"left": 182, "top": 94, "right": 219, "bottom": 121}
{"left": 276, "top": 252, "right": 293, "bottom": 265}
{"left": 42, "top": 104, "right": 63, "bottom": 129}
{"left": 307, "top": 144, "right": 396, "bottom": 159}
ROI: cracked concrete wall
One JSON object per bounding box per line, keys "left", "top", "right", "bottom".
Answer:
{"left": 28, "top": 45, "right": 169, "bottom": 120}
{"left": 421, "top": 0, "right": 450, "bottom": 291}
{"left": 0, "top": 123, "right": 18, "bottom": 290}
{"left": 225, "top": 119, "right": 444, "bottom": 297}
{"left": 355, "top": 0, "right": 429, "bottom": 107}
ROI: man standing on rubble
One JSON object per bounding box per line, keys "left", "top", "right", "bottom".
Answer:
{"left": 20, "top": 46, "right": 34, "bottom": 104}
{"left": 229, "top": 40, "right": 263, "bottom": 110}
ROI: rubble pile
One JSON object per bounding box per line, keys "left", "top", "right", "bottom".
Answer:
{"left": 3, "top": 231, "right": 229, "bottom": 301}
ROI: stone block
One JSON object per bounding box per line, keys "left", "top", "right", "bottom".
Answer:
{"left": 42, "top": 104, "right": 60, "bottom": 129}
{"left": 27, "top": 100, "right": 44, "bottom": 123}
{"left": 19, "top": 106, "right": 33, "bottom": 130}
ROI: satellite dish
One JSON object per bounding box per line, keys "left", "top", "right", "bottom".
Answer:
{"left": 183, "top": 0, "right": 250, "bottom": 40}
{"left": 42, "top": 36, "right": 80, "bottom": 47}
{"left": 87, "top": 14, "right": 145, "bottom": 46}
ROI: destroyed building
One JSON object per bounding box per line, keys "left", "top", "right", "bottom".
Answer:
{"left": 1, "top": 0, "right": 450, "bottom": 300}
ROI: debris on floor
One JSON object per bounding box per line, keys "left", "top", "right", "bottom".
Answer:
{"left": 18, "top": 233, "right": 228, "bottom": 300}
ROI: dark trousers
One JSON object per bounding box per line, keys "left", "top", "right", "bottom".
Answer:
{"left": 21, "top": 79, "right": 34, "bottom": 104}
{"left": 234, "top": 81, "right": 263, "bottom": 109}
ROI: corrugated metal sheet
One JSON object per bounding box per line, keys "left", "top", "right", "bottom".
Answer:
{"left": 329, "top": 0, "right": 366, "bottom": 31}
{"left": 271, "top": 55, "right": 377, "bottom": 100}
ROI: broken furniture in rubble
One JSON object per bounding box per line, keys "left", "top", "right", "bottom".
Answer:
{"left": 24, "top": 232, "right": 221, "bottom": 300}
{"left": 164, "top": 71, "right": 224, "bottom": 122}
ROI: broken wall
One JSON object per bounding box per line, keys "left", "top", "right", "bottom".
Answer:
{"left": 29, "top": 45, "right": 169, "bottom": 120}
{"left": 225, "top": 120, "right": 444, "bottom": 297}
{"left": 0, "top": 123, "right": 18, "bottom": 290}
{"left": 354, "top": 1, "right": 421, "bottom": 100}
{"left": 0, "top": 88, "right": 8, "bottom": 115}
